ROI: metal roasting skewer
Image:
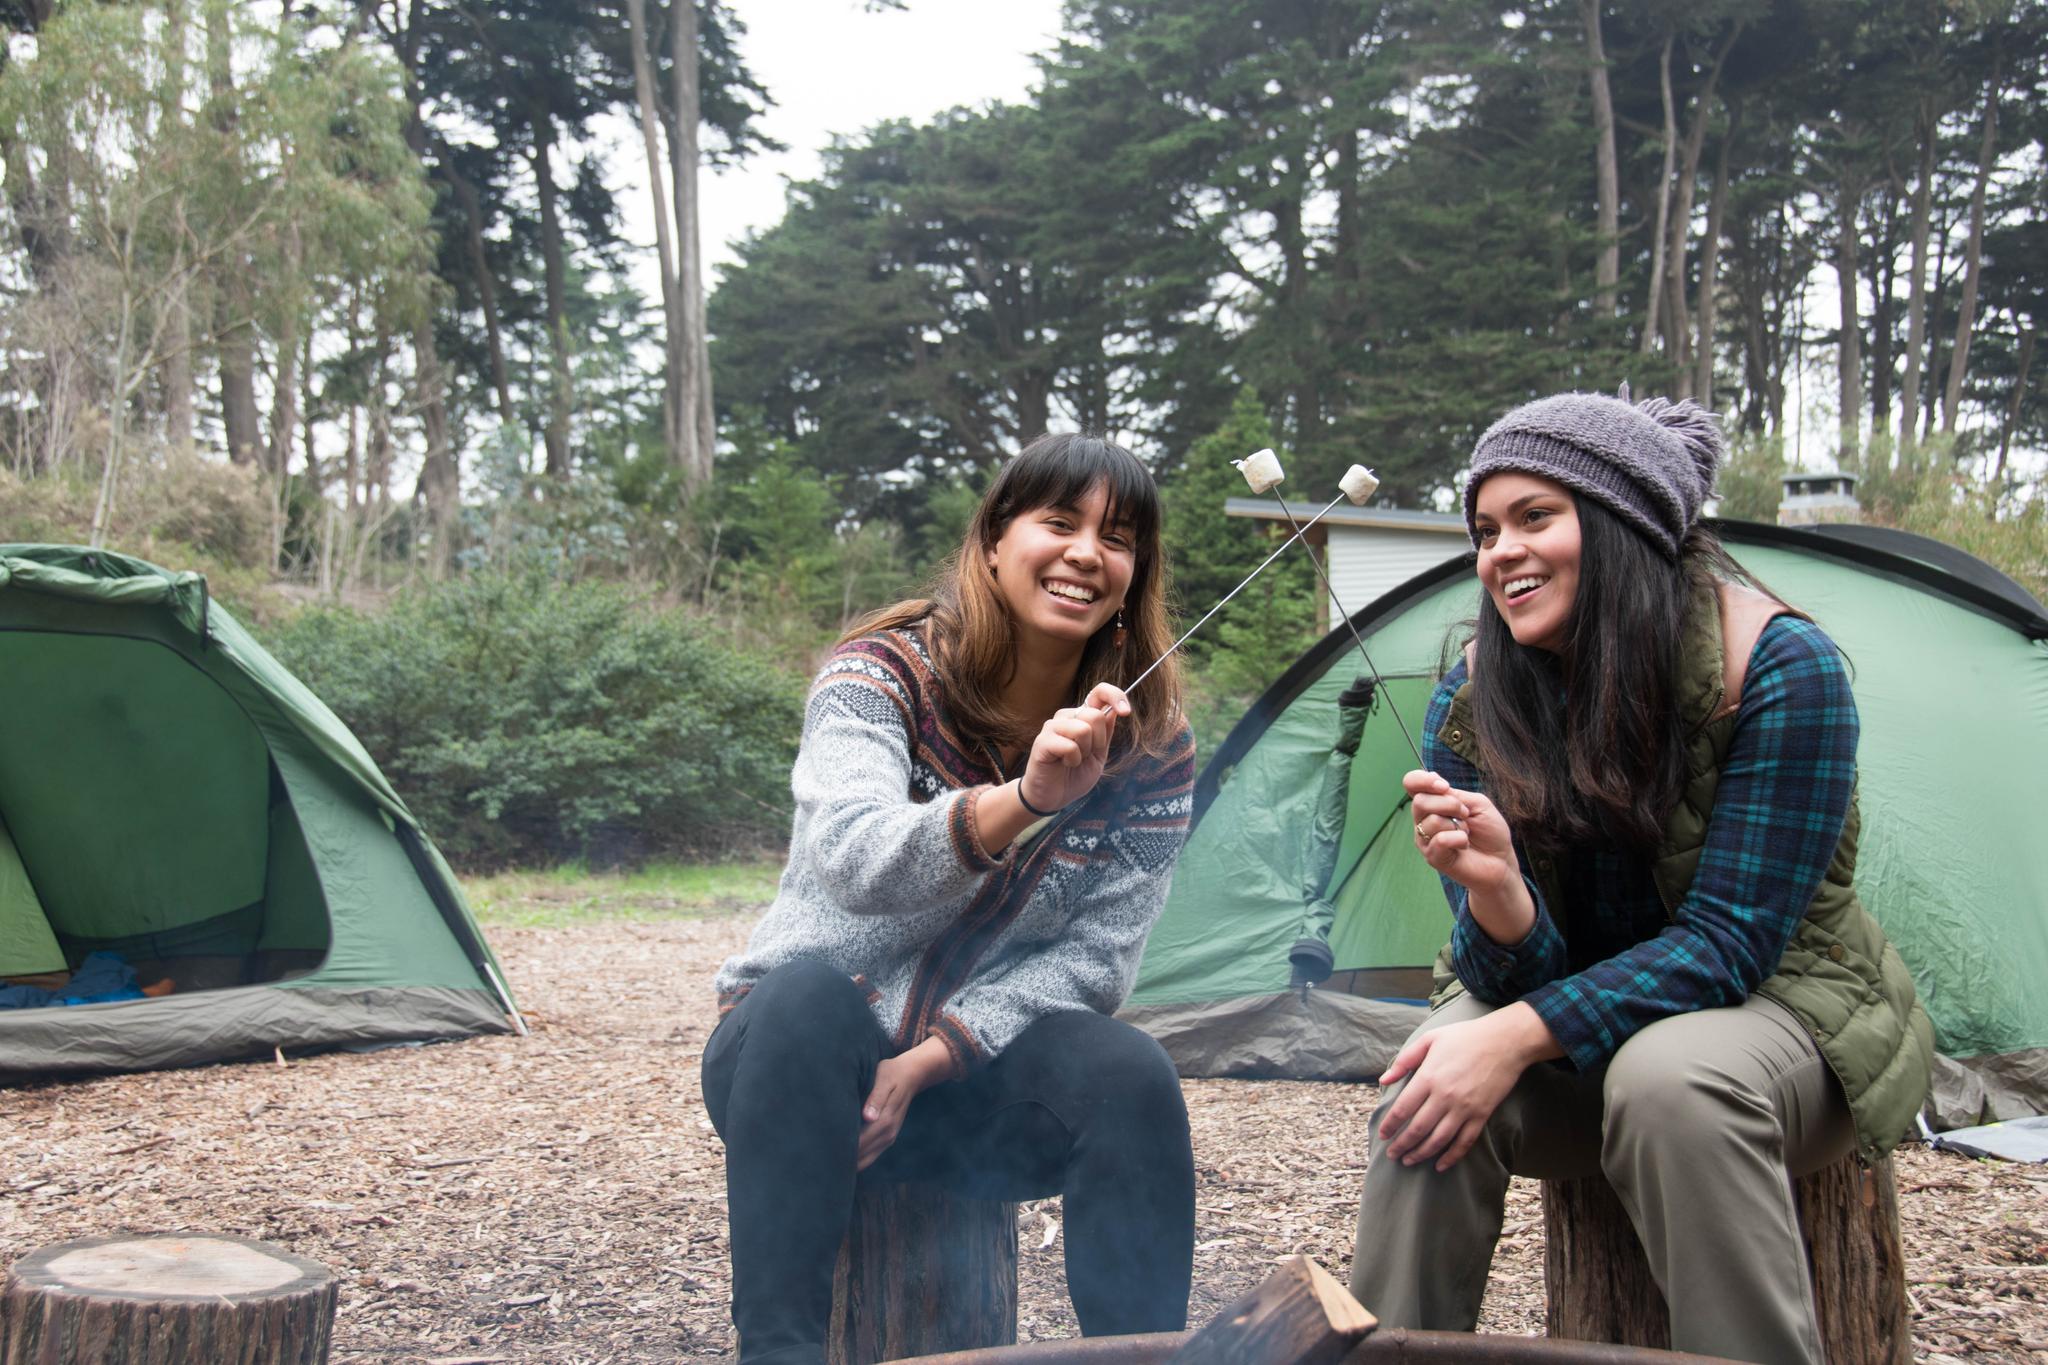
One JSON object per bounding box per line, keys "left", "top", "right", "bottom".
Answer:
{"left": 1269, "top": 489, "right": 1426, "bottom": 768}
{"left": 1111, "top": 489, "right": 1352, "bottom": 706}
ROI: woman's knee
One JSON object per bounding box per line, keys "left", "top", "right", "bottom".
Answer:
{"left": 747, "top": 959, "right": 870, "bottom": 1023}
{"left": 725, "top": 960, "right": 879, "bottom": 1067}
{"left": 1018, "top": 1012, "right": 1188, "bottom": 1132}
{"left": 1601, "top": 1021, "right": 1774, "bottom": 1167}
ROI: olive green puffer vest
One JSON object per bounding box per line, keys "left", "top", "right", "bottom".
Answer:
{"left": 1431, "top": 583, "right": 1934, "bottom": 1163}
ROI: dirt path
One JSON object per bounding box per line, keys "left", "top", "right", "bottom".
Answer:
{"left": 3, "top": 912, "right": 2041, "bottom": 1362}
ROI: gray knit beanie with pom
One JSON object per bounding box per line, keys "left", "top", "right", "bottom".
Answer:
{"left": 1463, "top": 390, "right": 1723, "bottom": 560}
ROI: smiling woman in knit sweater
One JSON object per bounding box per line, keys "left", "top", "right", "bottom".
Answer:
{"left": 705, "top": 433, "right": 1198, "bottom": 1365}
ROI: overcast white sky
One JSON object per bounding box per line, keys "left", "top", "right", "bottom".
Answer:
{"left": 612, "top": 0, "right": 1068, "bottom": 289}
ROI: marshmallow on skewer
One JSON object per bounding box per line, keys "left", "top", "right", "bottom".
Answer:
{"left": 1234, "top": 447, "right": 1285, "bottom": 493}
{"left": 1338, "top": 464, "right": 1379, "bottom": 505}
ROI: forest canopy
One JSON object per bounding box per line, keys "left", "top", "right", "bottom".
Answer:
{"left": 2, "top": 0, "right": 2042, "bottom": 859}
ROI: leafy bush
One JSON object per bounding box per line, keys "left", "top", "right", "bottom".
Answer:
{"left": 262, "top": 574, "right": 805, "bottom": 868}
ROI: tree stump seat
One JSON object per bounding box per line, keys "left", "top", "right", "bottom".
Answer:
{"left": 828, "top": 1180, "right": 1018, "bottom": 1365}
{"left": 0, "top": 1233, "right": 337, "bottom": 1365}
{"left": 1542, "top": 1151, "right": 1909, "bottom": 1362}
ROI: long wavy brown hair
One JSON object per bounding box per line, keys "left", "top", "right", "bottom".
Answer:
{"left": 844, "top": 432, "right": 1184, "bottom": 767}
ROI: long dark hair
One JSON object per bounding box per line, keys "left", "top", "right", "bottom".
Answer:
{"left": 1469, "top": 498, "right": 1777, "bottom": 853}
{"left": 845, "top": 432, "right": 1184, "bottom": 764}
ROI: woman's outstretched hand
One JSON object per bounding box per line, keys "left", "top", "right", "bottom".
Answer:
{"left": 1017, "top": 682, "right": 1131, "bottom": 814}
{"left": 1405, "top": 770, "right": 1518, "bottom": 895}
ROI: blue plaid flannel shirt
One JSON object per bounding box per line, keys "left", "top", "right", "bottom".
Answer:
{"left": 1429, "top": 615, "right": 1859, "bottom": 1073}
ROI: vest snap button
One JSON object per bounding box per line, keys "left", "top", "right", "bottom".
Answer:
{"left": 1828, "top": 943, "right": 1846, "bottom": 962}
{"left": 1449, "top": 728, "right": 1463, "bottom": 742}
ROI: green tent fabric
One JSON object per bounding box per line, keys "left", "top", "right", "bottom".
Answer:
{"left": 0, "top": 544, "right": 518, "bottom": 1082}
{"left": 1122, "top": 521, "right": 2048, "bottom": 1131}
{"left": 0, "top": 816, "right": 63, "bottom": 977}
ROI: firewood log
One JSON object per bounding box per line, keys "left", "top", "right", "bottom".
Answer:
{"left": 1166, "top": 1254, "right": 1375, "bottom": 1365}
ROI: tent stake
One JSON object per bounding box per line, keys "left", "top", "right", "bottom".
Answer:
{"left": 484, "top": 960, "right": 529, "bottom": 1037}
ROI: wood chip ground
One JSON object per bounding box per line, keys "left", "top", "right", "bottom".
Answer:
{"left": 3, "top": 909, "right": 2042, "bottom": 1362}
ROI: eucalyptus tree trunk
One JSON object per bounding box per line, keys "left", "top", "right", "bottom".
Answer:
{"left": 1640, "top": 29, "right": 1676, "bottom": 355}
{"left": 532, "top": 114, "right": 574, "bottom": 479}
{"left": 396, "top": 0, "right": 457, "bottom": 569}
{"left": 1867, "top": 183, "right": 1898, "bottom": 437}
{"left": 1583, "top": 0, "right": 1619, "bottom": 317}
{"left": 627, "top": 0, "right": 685, "bottom": 472}
{"left": 1835, "top": 173, "right": 1864, "bottom": 458}
{"left": 1942, "top": 57, "right": 2000, "bottom": 436}
{"left": 1994, "top": 326, "right": 2033, "bottom": 485}
{"left": 161, "top": 4, "right": 194, "bottom": 452}
{"left": 1899, "top": 98, "right": 1935, "bottom": 452}
{"left": 265, "top": 225, "right": 303, "bottom": 480}
{"left": 441, "top": 155, "right": 516, "bottom": 423}
{"left": 1276, "top": 184, "right": 1321, "bottom": 449}
{"left": 1662, "top": 24, "right": 1742, "bottom": 388}
{"left": 670, "top": 0, "right": 715, "bottom": 491}
{"left": 164, "top": 245, "right": 196, "bottom": 453}
{"left": 413, "top": 316, "right": 457, "bottom": 576}
{"left": 205, "top": 0, "right": 262, "bottom": 469}
{"left": 1694, "top": 97, "right": 1737, "bottom": 407}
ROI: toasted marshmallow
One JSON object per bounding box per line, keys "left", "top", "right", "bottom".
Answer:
{"left": 1235, "top": 448, "right": 1284, "bottom": 494}
{"left": 1339, "top": 464, "right": 1379, "bottom": 505}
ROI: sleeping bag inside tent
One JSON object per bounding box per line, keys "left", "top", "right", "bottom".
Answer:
{"left": 1121, "top": 521, "right": 2048, "bottom": 1129}
{"left": 0, "top": 545, "right": 516, "bottom": 1083}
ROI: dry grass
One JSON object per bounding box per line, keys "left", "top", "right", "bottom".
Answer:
{"left": 2, "top": 895, "right": 2042, "bottom": 1363}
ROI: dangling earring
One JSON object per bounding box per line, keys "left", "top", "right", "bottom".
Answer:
{"left": 1112, "top": 608, "right": 1128, "bottom": 650}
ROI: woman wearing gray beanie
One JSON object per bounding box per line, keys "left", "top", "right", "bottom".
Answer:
{"left": 1346, "top": 390, "right": 1931, "bottom": 1364}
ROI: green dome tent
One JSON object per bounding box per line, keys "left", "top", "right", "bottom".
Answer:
{"left": 1121, "top": 521, "right": 2048, "bottom": 1129}
{"left": 0, "top": 545, "right": 519, "bottom": 1083}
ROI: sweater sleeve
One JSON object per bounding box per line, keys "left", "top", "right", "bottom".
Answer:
{"left": 1522, "top": 616, "right": 1860, "bottom": 1071}
{"left": 1431, "top": 665, "right": 1571, "bottom": 1001}
{"left": 930, "top": 725, "right": 1196, "bottom": 1075}
{"left": 791, "top": 636, "right": 1007, "bottom": 916}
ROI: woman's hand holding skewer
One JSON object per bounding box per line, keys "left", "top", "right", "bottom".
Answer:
{"left": 977, "top": 683, "right": 1131, "bottom": 850}
{"left": 1405, "top": 771, "right": 1538, "bottom": 954}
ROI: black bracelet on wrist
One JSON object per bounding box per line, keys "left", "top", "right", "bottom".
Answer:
{"left": 1013, "top": 779, "right": 1063, "bottom": 819}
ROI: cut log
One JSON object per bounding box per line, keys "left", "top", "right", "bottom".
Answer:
{"left": 827, "top": 1180, "right": 1017, "bottom": 1365}
{"left": 1542, "top": 1173, "right": 1670, "bottom": 1348}
{"left": 1167, "top": 1255, "right": 1374, "bottom": 1365}
{"left": 0, "top": 1232, "right": 336, "bottom": 1365}
{"left": 1543, "top": 1152, "right": 1910, "bottom": 1362}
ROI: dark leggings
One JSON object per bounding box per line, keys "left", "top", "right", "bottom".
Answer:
{"left": 701, "top": 959, "right": 1195, "bottom": 1365}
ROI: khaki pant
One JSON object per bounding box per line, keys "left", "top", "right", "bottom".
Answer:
{"left": 1349, "top": 991, "right": 1854, "bottom": 1365}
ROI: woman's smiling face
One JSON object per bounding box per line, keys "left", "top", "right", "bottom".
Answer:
{"left": 986, "top": 481, "right": 1134, "bottom": 654}
{"left": 1473, "top": 472, "right": 1581, "bottom": 654}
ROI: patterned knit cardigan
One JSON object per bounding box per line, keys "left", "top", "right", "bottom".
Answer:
{"left": 714, "top": 625, "right": 1196, "bottom": 1077}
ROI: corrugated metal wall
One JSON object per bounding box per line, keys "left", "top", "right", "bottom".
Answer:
{"left": 1326, "top": 526, "right": 1468, "bottom": 623}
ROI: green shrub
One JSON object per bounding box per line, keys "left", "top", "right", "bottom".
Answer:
{"left": 262, "top": 573, "right": 804, "bottom": 868}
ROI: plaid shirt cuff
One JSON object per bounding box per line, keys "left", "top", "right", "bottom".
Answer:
{"left": 1450, "top": 873, "right": 1568, "bottom": 1004}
